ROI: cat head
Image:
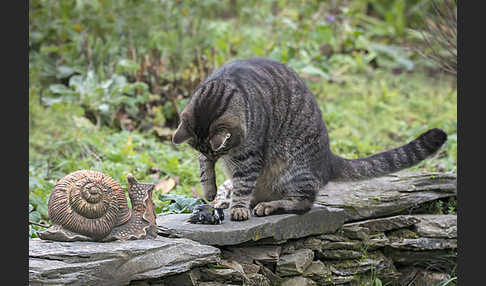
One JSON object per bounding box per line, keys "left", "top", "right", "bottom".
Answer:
{"left": 172, "top": 80, "right": 245, "bottom": 159}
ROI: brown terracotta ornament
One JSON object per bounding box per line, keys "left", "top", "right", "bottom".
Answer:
{"left": 38, "top": 170, "right": 158, "bottom": 242}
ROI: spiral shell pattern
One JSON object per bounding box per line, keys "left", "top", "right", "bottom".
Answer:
{"left": 47, "top": 170, "right": 131, "bottom": 240}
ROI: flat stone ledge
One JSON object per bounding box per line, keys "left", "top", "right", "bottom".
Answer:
{"left": 343, "top": 215, "right": 421, "bottom": 234}
{"left": 409, "top": 214, "right": 457, "bottom": 238}
{"left": 29, "top": 236, "right": 221, "bottom": 286}
{"left": 157, "top": 205, "right": 346, "bottom": 246}
{"left": 388, "top": 237, "right": 457, "bottom": 251}
{"left": 316, "top": 171, "right": 456, "bottom": 221}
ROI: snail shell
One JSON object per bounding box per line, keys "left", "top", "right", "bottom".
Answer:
{"left": 47, "top": 170, "right": 131, "bottom": 241}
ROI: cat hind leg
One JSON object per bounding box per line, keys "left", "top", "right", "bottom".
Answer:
{"left": 253, "top": 197, "right": 314, "bottom": 216}
{"left": 253, "top": 171, "right": 317, "bottom": 216}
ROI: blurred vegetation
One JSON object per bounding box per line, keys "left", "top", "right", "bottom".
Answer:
{"left": 29, "top": 0, "right": 457, "bottom": 237}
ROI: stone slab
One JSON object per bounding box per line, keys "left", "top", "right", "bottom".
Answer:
{"left": 276, "top": 248, "right": 314, "bottom": 277}
{"left": 316, "top": 171, "right": 456, "bottom": 221}
{"left": 409, "top": 214, "right": 457, "bottom": 238}
{"left": 397, "top": 267, "right": 453, "bottom": 286}
{"left": 222, "top": 245, "right": 282, "bottom": 264}
{"left": 29, "top": 236, "right": 220, "bottom": 286}
{"left": 157, "top": 205, "right": 346, "bottom": 246}
{"left": 388, "top": 237, "right": 457, "bottom": 251}
{"left": 343, "top": 215, "right": 420, "bottom": 234}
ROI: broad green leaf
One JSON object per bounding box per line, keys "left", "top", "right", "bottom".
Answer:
{"left": 159, "top": 194, "right": 204, "bottom": 214}
{"left": 56, "top": 65, "right": 78, "bottom": 79}
{"left": 49, "top": 84, "right": 72, "bottom": 95}
{"left": 41, "top": 96, "right": 64, "bottom": 106}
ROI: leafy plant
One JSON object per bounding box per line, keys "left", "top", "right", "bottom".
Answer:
{"left": 159, "top": 194, "right": 205, "bottom": 214}
{"left": 369, "top": 264, "right": 384, "bottom": 286}
{"left": 45, "top": 71, "right": 150, "bottom": 127}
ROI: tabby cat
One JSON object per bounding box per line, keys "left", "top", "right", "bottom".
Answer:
{"left": 172, "top": 58, "right": 447, "bottom": 221}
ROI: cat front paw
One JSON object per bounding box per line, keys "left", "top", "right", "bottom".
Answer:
{"left": 202, "top": 183, "right": 217, "bottom": 201}
{"left": 229, "top": 206, "right": 251, "bottom": 221}
{"left": 253, "top": 202, "right": 277, "bottom": 216}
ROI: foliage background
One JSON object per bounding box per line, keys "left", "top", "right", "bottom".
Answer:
{"left": 29, "top": 0, "right": 456, "bottom": 237}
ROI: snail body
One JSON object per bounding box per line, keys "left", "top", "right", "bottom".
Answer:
{"left": 38, "top": 170, "right": 157, "bottom": 242}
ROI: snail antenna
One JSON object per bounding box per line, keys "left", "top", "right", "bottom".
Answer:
{"left": 127, "top": 173, "right": 137, "bottom": 186}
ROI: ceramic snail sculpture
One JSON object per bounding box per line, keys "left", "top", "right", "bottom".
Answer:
{"left": 38, "top": 170, "right": 158, "bottom": 242}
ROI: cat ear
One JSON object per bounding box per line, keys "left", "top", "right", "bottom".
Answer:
{"left": 210, "top": 132, "right": 231, "bottom": 151}
{"left": 172, "top": 121, "right": 192, "bottom": 144}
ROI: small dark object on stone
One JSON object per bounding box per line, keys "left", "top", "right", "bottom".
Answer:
{"left": 188, "top": 204, "right": 225, "bottom": 224}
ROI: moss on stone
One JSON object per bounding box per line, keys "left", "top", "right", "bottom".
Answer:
{"left": 387, "top": 228, "right": 419, "bottom": 241}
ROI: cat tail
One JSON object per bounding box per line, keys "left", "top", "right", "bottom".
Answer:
{"left": 329, "top": 128, "right": 447, "bottom": 182}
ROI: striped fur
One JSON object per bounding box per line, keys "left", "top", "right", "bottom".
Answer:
{"left": 172, "top": 58, "right": 447, "bottom": 221}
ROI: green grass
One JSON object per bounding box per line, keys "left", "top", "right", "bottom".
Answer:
{"left": 312, "top": 70, "right": 456, "bottom": 172}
